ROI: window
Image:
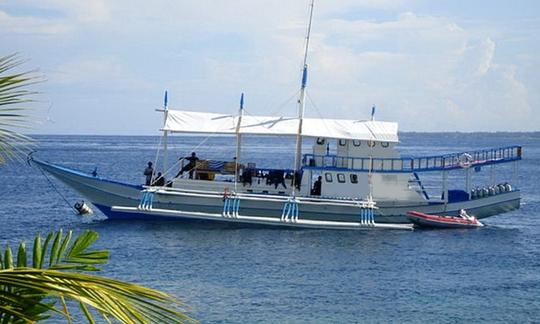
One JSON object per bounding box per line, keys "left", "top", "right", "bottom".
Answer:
{"left": 350, "top": 174, "right": 358, "bottom": 183}
{"left": 353, "top": 140, "right": 361, "bottom": 147}
{"left": 316, "top": 137, "right": 325, "bottom": 145}
{"left": 337, "top": 173, "right": 346, "bottom": 183}
{"left": 325, "top": 173, "right": 333, "bottom": 182}
{"left": 381, "top": 142, "right": 390, "bottom": 148}
{"left": 339, "top": 139, "right": 347, "bottom": 146}
{"left": 367, "top": 140, "right": 376, "bottom": 148}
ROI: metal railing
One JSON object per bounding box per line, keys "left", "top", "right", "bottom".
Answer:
{"left": 303, "top": 146, "right": 522, "bottom": 173}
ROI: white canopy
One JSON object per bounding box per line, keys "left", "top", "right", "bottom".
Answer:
{"left": 163, "top": 110, "right": 399, "bottom": 142}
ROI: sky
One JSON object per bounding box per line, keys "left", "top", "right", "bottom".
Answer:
{"left": 1, "top": 0, "right": 539, "bottom": 134}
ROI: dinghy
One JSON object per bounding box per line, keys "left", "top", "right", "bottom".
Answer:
{"left": 407, "top": 210, "right": 484, "bottom": 228}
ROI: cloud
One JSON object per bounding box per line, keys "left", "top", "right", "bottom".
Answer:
{"left": 0, "top": 10, "right": 70, "bottom": 35}
{"left": 0, "top": 0, "right": 110, "bottom": 39}
{"left": 49, "top": 57, "right": 153, "bottom": 91}
{"left": 3, "top": 1, "right": 537, "bottom": 133}
{"left": 294, "top": 13, "right": 534, "bottom": 131}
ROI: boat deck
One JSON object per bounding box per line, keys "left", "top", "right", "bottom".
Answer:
{"left": 303, "top": 146, "right": 522, "bottom": 173}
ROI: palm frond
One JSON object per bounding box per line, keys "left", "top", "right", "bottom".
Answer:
{"left": 0, "top": 230, "right": 196, "bottom": 323}
{"left": 0, "top": 269, "right": 194, "bottom": 323}
{"left": 0, "top": 53, "right": 40, "bottom": 164}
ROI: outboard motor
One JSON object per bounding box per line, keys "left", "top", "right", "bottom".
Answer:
{"left": 74, "top": 201, "right": 93, "bottom": 215}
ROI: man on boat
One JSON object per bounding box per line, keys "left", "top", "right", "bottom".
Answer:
{"left": 177, "top": 152, "right": 199, "bottom": 179}
{"left": 311, "top": 175, "right": 322, "bottom": 196}
{"left": 152, "top": 172, "right": 166, "bottom": 186}
{"left": 143, "top": 161, "right": 154, "bottom": 186}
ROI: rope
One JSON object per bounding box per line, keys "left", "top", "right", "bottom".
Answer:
{"left": 36, "top": 164, "right": 78, "bottom": 213}
{"left": 306, "top": 91, "right": 334, "bottom": 137}
{"left": 158, "top": 123, "right": 229, "bottom": 182}
{"left": 150, "top": 134, "right": 163, "bottom": 184}
{"left": 245, "top": 89, "right": 300, "bottom": 121}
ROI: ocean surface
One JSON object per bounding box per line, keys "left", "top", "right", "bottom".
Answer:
{"left": 1, "top": 133, "right": 539, "bottom": 323}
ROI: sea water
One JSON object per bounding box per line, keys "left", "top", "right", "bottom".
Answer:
{"left": 1, "top": 133, "right": 539, "bottom": 323}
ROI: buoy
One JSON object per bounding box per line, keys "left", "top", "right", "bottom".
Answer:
{"left": 74, "top": 201, "right": 93, "bottom": 215}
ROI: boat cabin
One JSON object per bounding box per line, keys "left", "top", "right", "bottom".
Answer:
{"left": 158, "top": 109, "right": 520, "bottom": 206}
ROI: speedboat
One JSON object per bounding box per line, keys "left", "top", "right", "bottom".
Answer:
{"left": 407, "top": 211, "right": 484, "bottom": 228}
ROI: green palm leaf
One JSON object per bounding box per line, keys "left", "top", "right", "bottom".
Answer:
{"left": 0, "top": 230, "right": 196, "bottom": 323}
{"left": 0, "top": 53, "right": 38, "bottom": 164}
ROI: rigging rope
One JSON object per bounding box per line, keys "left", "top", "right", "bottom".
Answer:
{"left": 150, "top": 134, "right": 163, "bottom": 184}
{"left": 157, "top": 120, "right": 232, "bottom": 183}
{"left": 35, "top": 164, "right": 78, "bottom": 213}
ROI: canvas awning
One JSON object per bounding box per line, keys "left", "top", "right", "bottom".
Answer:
{"left": 162, "top": 110, "right": 399, "bottom": 142}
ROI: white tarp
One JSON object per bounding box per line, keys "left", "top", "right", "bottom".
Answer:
{"left": 163, "top": 110, "right": 398, "bottom": 142}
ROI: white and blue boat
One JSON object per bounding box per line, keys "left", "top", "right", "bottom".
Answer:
{"left": 30, "top": 1, "right": 521, "bottom": 230}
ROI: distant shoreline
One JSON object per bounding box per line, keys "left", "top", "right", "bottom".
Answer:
{"left": 27, "top": 131, "right": 540, "bottom": 137}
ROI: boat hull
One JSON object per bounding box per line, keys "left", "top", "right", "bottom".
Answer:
{"left": 31, "top": 158, "right": 521, "bottom": 224}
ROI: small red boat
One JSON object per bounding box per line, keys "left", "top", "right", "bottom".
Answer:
{"left": 407, "top": 210, "right": 484, "bottom": 228}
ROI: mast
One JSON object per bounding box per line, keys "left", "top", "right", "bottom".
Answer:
{"left": 234, "top": 93, "right": 244, "bottom": 192}
{"left": 163, "top": 90, "right": 169, "bottom": 174}
{"left": 294, "top": 0, "right": 315, "bottom": 175}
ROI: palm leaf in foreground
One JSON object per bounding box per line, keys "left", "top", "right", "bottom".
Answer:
{"left": 0, "top": 269, "right": 193, "bottom": 323}
{"left": 0, "top": 53, "right": 38, "bottom": 164}
{"left": 0, "top": 230, "right": 196, "bottom": 323}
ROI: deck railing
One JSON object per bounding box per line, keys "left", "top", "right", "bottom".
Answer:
{"left": 303, "top": 146, "right": 522, "bottom": 173}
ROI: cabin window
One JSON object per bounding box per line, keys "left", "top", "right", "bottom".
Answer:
{"left": 367, "top": 140, "right": 376, "bottom": 148}
{"left": 338, "top": 139, "right": 347, "bottom": 146}
{"left": 316, "top": 137, "right": 325, "bottom": 145}
{"left": 381, "top": 142, "right": 390, "bottom": 148}
{"left": 353, "top": 140, "right": 361, "bottom": 147}
{"left": 325, "top": 173, "right": 333, "bottom": 182}
{"left": 350, "top": 174, "right": 358, "bottom": 183}
{"left": 337, "top": 173, "right": 346, "bottom": 183}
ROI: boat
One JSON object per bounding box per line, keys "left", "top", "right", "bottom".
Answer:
{"left": 407, "top": 210, "right": 484, "bottom": 228}
{"left": 30, "top": 1, "right": 522, "bottom": 230}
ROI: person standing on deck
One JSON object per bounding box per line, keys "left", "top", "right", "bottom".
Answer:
{"left": 177, "top": 152, "right": 199, "bottom": 179}
{"left": 143, "top": 161, "right": 154, "bottom": 186}
{"left": 311, "top": 175, "right": 322, "bottom": 196}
